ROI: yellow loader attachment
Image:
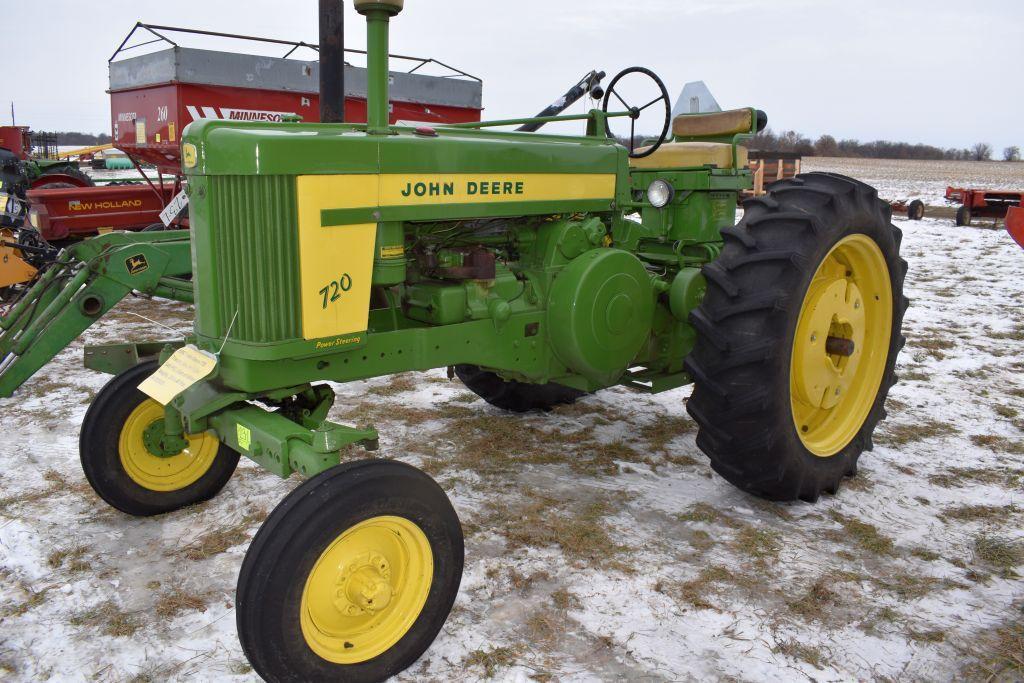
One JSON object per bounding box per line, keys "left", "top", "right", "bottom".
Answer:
{"left": 0, "top": 230, "right": 37, "bottom": 290}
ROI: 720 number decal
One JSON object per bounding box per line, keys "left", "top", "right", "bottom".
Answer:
{"left": 319, "top": 274, "right": 353, "bottom": 309}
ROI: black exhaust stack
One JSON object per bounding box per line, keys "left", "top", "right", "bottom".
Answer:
{"left": 319, "top": 0, "right": 345, "bottom": 123}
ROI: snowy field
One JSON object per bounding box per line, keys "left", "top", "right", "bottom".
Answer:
{"left": 803, "top": 157, "right": 1024, "bottom": 207}
{"left": 1, "top": 167, "right": 1023, "bottom": 681}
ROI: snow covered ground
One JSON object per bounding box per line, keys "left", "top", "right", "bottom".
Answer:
{"left": 803, "top": 157, "right": 1024, "bottom": 206}
{"left": 1, "top": 175, "right": 1023, "bottom": 681}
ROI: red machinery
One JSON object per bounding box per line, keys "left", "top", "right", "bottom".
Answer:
{"left": 0, "top": 126, "right": 94, "bottom": 189}
{"left": 946, "top": 186, "right": 1024, "bottom": 227}
{"left": 26, "top": 184, "right": 178, "bottom": 242}
{"left": 0, "top": 127, "right": 32, "bottom": 160}
{"left": 108, "top": 24, "right": 483, "bottom": 174}
{"left": 1006, "top": 206, "right": 1024, "bottom": 249}
{"left": 22, "top": 23, "right": 483, "bottom": 241}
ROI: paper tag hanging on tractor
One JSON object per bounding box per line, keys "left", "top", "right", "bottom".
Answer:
{"left": 159, "top": 190, "right": 189, "bottom": 226}
{"left": 138, "top": 344, "right": 218, "bottom": 405}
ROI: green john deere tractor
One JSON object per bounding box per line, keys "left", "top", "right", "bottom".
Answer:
{"left": 0, "top": 1, "right": 907, "bottom": 679}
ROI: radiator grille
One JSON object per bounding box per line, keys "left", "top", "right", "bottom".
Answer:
{"left": 205, "top": 175, "right": 300, "bottom": 343}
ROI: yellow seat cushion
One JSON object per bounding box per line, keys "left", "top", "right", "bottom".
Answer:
{"left": 628, "top": 142, "right": 748, "bottom": 170}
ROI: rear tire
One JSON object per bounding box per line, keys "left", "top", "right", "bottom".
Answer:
{"left": 237, "top": 460, "right": 463, "bottom": 683}
{"left": 955, "top": 205, "right": 972, "bottom": 227}
{"left": 907, "top": 199, "right": 924, "bottom": 220}
{"left": 33, "top": 166, "right": 94, "bottom": 189}
{"left": 80, "top": 361, "right": 239, "bottom": 516}
{"left": 685, "top": 172, "right": 907, "bottom": 502}
{"left": 454, "top": 364, "right": 585, "bottom": 412}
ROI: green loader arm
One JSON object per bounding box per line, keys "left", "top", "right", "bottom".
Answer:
{"left": 0, "top": 230, "right": 193, "bottom": 398}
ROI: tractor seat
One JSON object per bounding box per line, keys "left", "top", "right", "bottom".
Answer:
{"left": 629, "top": 142, "right": 748, "bottom": 170}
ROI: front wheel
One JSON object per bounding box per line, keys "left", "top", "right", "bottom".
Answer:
{"left": 236, "top": 460, "right": 463, "bottom": 683}
{"left": 80, "top": 361, "right": 240, "bottom": 516}
{"left": 955, "top": 205, "right": 972, "bottom": 227}
{"left": 686, "top": 173, "right": 907, "bottom": 501}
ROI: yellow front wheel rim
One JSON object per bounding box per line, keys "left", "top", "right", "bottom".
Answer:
{"left": 118, "top": 399, "right": 220, "bottom": 491}
{"left": 300, "top": 516, "right": 433, "bottom": 664}
{"left": 790, "top": 234, "right": 893, "bottom": 457}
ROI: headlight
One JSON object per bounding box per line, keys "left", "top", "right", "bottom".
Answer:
{"left": 647, "top": 180, "right": 674, "bottom": 208}
{"left": 28, "top": 207, "right": 40, "bottom": 229}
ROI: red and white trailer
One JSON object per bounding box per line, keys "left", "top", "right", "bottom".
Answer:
{"left": 108, "top": 23, "right": 483, "bottom": 174}
{"left": 22, "top": 23, "right": 483, "bottom": 242}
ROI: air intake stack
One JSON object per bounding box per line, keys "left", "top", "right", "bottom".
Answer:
{"left": 353, "top": 0, "right": 404, "bottom": 134}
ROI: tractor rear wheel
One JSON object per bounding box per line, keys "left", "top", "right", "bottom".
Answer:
{"left": 453, "top": 364, "right": 585, "bottom": 412}
{"left": 237, "top": 460, "right": 463, "bottom": 683}
{"left": 686, "top": 172, "right": 907, "bottom": 502}
{"left": 80, "top": 361, "right": 240, "bottom": 516}
{"left": 37, "top": 165, "right": 94, "bottom": 189}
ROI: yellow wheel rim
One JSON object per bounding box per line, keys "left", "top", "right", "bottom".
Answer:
{"left": 118, "top": 399, "right": 220, "bottom": 491}
{"left": 790, "top": 234, "right": 893, "bottom": 457}
{"left": 300, "top": 516, "right": 433, "bottom": 665}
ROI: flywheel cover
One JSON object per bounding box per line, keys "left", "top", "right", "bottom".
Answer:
{"left": 547, "top": 248, "right": 654, "bottom": 385}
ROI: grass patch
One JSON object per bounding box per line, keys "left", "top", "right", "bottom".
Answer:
{"left": 364, "top": 373, "right": 418, "bottom": 397}
{"left": 639, "top": 415, "right": 694, "bottom": 452}
{"left": 177, "top": 508, "right": 266, "bottom": 561}
{"left": 787, "top": 576, "right": 840, "bottom": 619}
{"left": 874, "top": 573, "right": 942, "bottom": 600}
{"left": 551, "top": 587, "right": 579, "bottom": 611}
{"left": 942, "top": 504, "right": 1018, "bottom": 523}
{"left": 909, "top": 629, "right": 946, "bottom": 643}
{"left": 732, "top": 525, "right": 782, "bottom": 564}
{"left": 689, "top": 529, "right": 714, "bottom": 553}
{"left": 154, "top": 587, "right": 209, "bottom": 619}
{"left": 663, "top": 565, "right": 738, "bottom": 611}
{"left": 481, "top": 493, "right": 626, "bottom": 568}
{"left": 974, "top": 535, "right": 1024, "bottom": 571}
{"left": 928, "top": 466, "right": 1021, "bottom": 489}
{"left": 0, "top": 468, "right": 92, "bottom": 514}
{"left": 463, "top": 646, "right": 520, "bottom": 677}
{"left": 879, "top": 419, "right": 956, "bottom": 446}
{"left": 899, "top": 369, "right": 930, "bottom": 382}
{"left": 828, "top": 510, "right": 894, "bottom": 555}
{"left": 960, "top": 614, "right": 1024, "bottom": 681}
{"left": 773, "top": 639, "right": 824, "bottom": 669}
{"left": 3, "top": 581, "right": 53, "bottom": 618}
{"left": 995, "top": 405, "right": 1019, "bottom": 419}
{"left": 675, "top": 502, "right": 743, "bottom": 529}
{"left": 70, "top": 600, "right": 141, "bottom": 637}
{"left": 970, "top": 434, "right": 1024, "bottom": 454}
{"left": 910, "top": 547, "right": 941, "bottom": 562}
{"left": 46, "top": 544, "right": 91, "bottom": 572}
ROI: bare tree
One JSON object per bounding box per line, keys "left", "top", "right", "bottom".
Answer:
{"left": 971, "top": 142, "right": 993, "bottom": 161}
{"left": 1004, "top": 146, "right": 1021, "bottom": 162}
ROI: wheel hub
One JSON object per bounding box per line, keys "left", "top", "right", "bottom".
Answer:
{"left": 118, "top": 398, "right": 220, "bottom": 491}
{"left": 790, "top": 234, "right": 893, "bottom": 457}
{"left": 792, "top": 277, "right": 866, "bottom": 411}
{"left": 334, "top": 552, "right": 395, "bottom": 615}
{"left": 300, "top": 516, "right": 433, "bottom": 664}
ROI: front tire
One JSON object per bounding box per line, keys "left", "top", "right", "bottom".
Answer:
{"left": 80, "top": 361, "right": 240, "bottom": 516}
{"left": 907, "top": 199, "right": 925, "bottom": 220}
{"left": 955, "top": 205, "right": 972, "bottom": 227}
{"left": 237, "top": 460, "right": 463, "bottom": 683}
{"left": 454, "top": 364, "right": 585, "bottom": 412}
{"left": 686, "top": 173, "right": 907, "bottom": 502}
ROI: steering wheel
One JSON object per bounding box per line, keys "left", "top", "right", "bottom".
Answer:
{"left": 601, "top": 67, "right": 672, "bottom": 159}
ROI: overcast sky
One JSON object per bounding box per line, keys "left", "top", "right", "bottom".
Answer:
{"left": 7, "top": 0, "right": 1021, "bottom": 152}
